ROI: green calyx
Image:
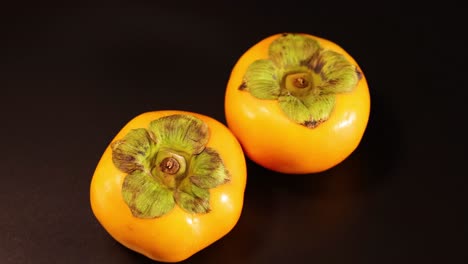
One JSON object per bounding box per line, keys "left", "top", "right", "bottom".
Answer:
{"left": 111, "top": 114, "right": 230, "bottom": 218}
{"left": 239, "top": 33, "right": 362, "bottom": 128}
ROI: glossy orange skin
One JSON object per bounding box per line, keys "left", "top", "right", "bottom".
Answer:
{"left": 225, "top": 33, "right": 370, "bottom": 174}
{"left": 90, "top": 110, "right": 247, "bottom": 262}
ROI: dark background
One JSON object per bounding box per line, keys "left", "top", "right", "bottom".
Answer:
{"left": 1, "top": 2, "right": 467, "bottom": 264}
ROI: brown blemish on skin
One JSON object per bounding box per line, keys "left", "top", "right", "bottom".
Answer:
{"left": 307, "top": 52, "right": 325, "bottom": 74}
{"left": 111, "top": 141, "right": 144, "bottom": 173}
{"left": 356, "top": 68, "right": 363, "bottom": 80}
{"left": 314, "top": 60, "right": 325, "bottom": 74}
{"left": 303, "top": 119, "right": 324, "bottom": 129}
{"left": 239, "top": 81, "right": 247, "bottom": 90}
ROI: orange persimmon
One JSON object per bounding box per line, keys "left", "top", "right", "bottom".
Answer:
{"left": 225, "top": 33, "right": 370, "bottom": 174}
{"left": 90, "top": 110, "right": 247, "bottom": 262}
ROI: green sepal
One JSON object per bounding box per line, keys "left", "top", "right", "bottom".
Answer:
{"left": 278, "top": 94, "right": 311, "bottom": 125}
{"left": 240, "top": 33, "right": 361, "bottom": 129}
{"left": 114, "top": 114, "right": 231, "bottom": 218}
{"left": 175, "top": 180, "right": 211, "bottom": 214}
{"left": 111, "top": 128, "right": 156, "bottom": 173}
{"left": 269, "top": 33, "right": 320, "bottom": 69}
{"left": 149, "top": 114, "right": 209, "bottom": 155}
{"left": 303, "top": 94, "right": 336, "bottom": 125}
{"left": 241, "top": 59, "right": 281, "bottom": 100}
{"left": 122, "top": 170, "right": 175, "bottom": 218}
{"left": 189, "top": 147, "right": 230, "bottom": 189}
{"left": 311, "top": 50, "right": 359, "bottom": 94}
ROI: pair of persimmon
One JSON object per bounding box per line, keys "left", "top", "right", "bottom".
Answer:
{"left": 90, "top": 33, "right": 370, "bottom": 262}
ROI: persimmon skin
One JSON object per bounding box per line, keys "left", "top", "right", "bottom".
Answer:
{"left": 225, "top": 33, "right": 370, "bottom": 174}
{"left": 90, "top": 110, "right": 247, "bottom": 262}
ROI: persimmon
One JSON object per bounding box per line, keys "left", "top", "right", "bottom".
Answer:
{"left": 90, "top": 111, "right": 247, "bottom": 262}
{"left": 225, "top": 33, "right": 370, "bottom": 174}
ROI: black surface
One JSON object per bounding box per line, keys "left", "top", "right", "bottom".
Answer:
{"left": 1, "top": 3, "right": 467, "bottom": 264}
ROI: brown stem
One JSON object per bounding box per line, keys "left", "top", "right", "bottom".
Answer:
{"left": 293, "top": 77, "right": 309, "bottom": 88}
{"left": 160, "top": 157, "right": 180, "bottom": 174}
